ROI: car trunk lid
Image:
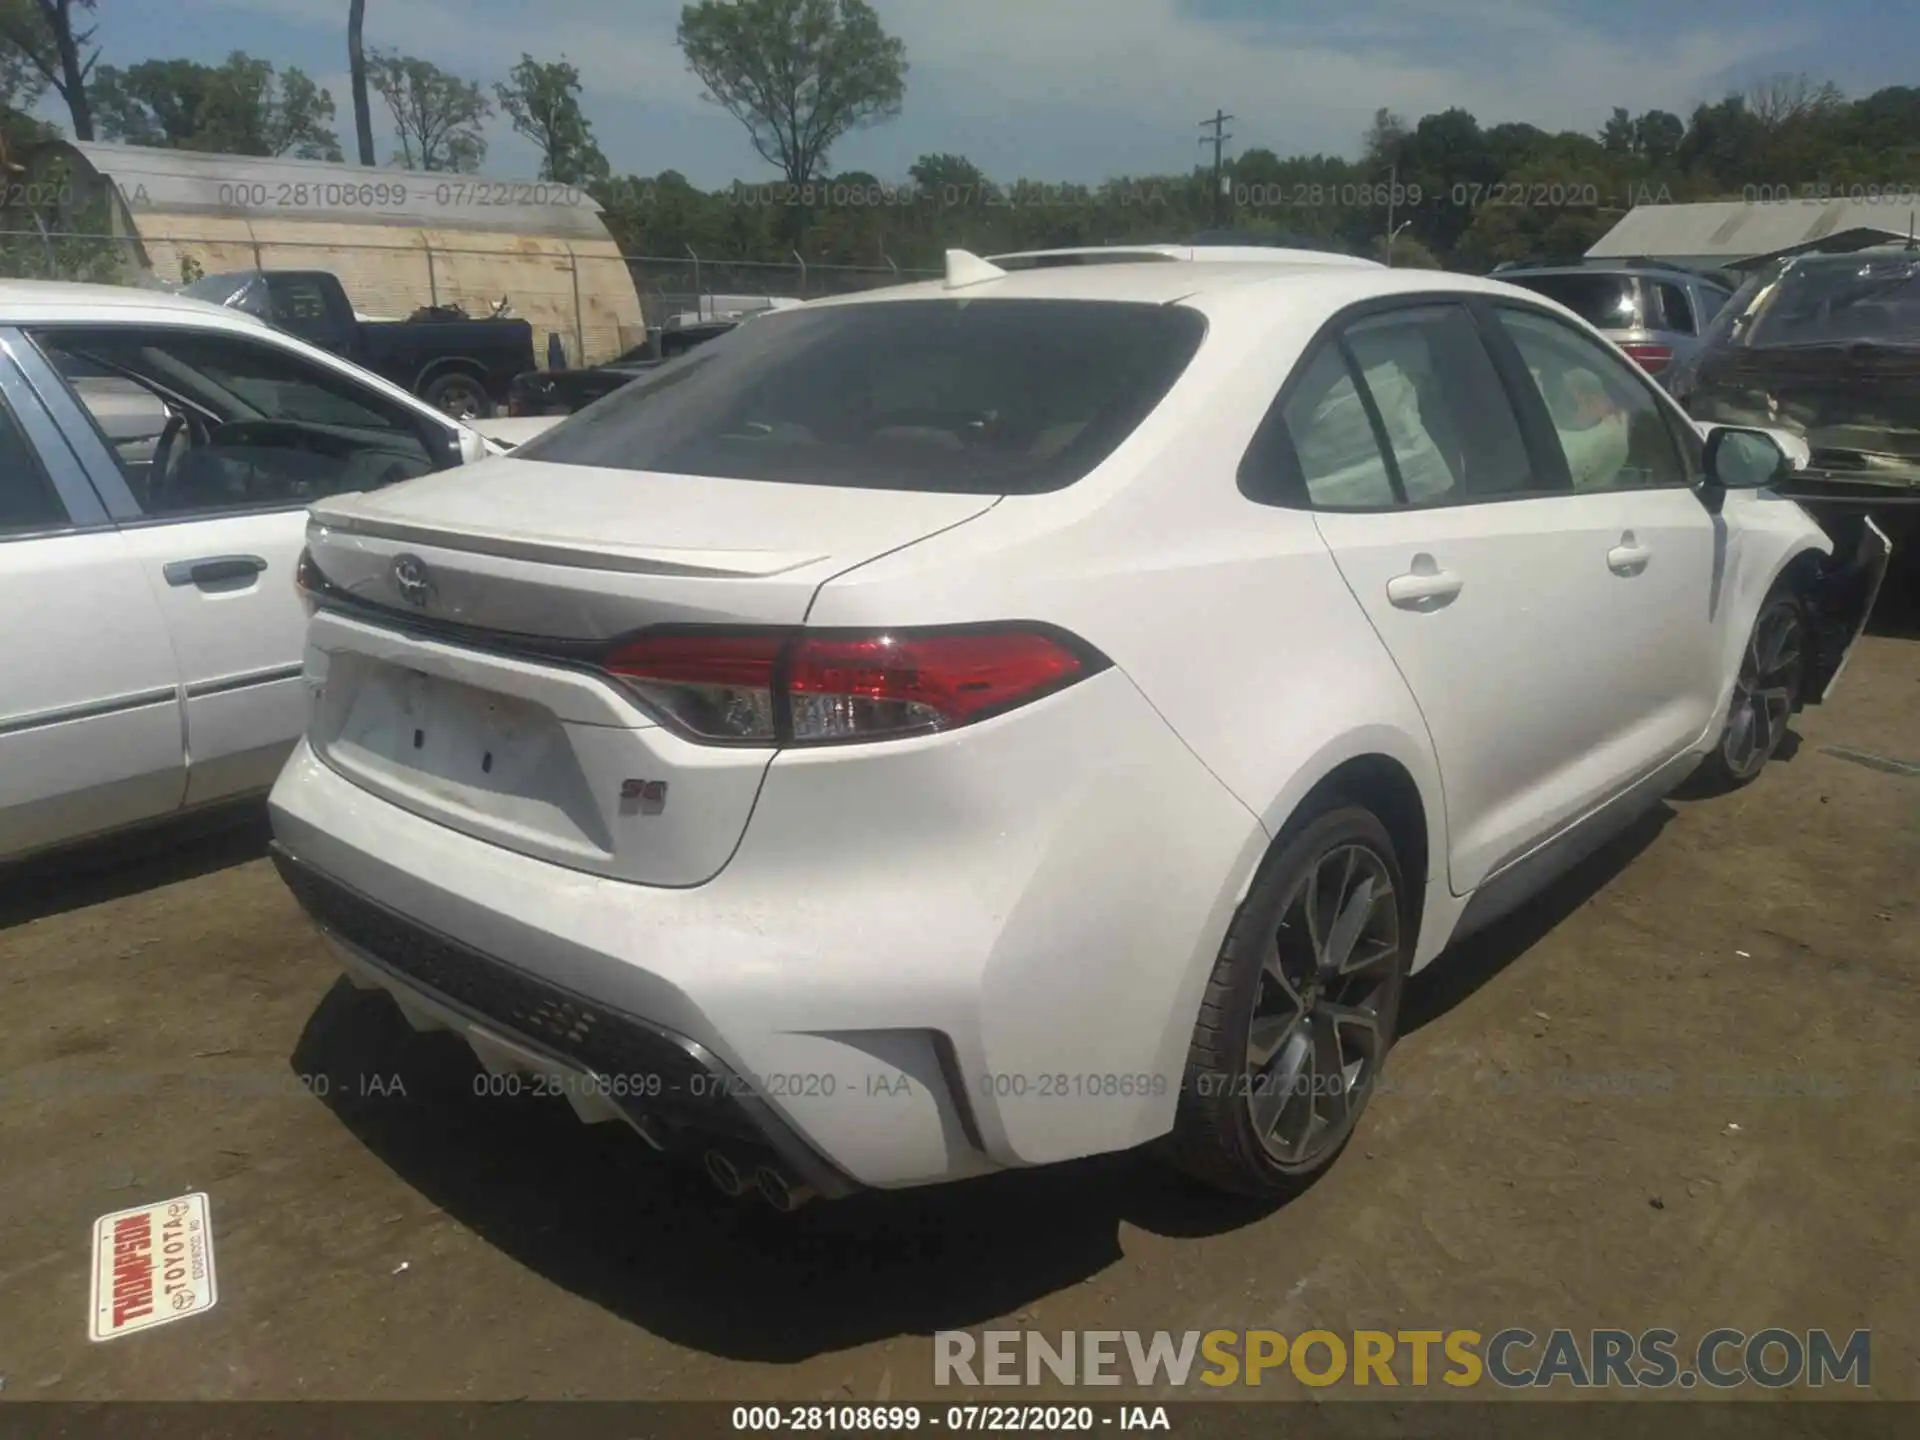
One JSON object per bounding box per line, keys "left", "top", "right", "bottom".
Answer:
{"left": 299, "top": 456, "right": 998, "bottom": 884}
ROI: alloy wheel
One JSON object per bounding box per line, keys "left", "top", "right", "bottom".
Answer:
{"left": 1244, "top": 842, "right": 1402, "bottom": 1171}
{"left": 435, "top": 379, "right": 486, "bottom": 420}
{"left": 1722, "top": 601, "right": 1805, "bottom": 780}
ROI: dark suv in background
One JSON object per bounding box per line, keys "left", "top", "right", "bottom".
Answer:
{"left": 1492, "top": 260, "right": 1736, "bottom": 382}
{"left": 1667, "top": 245, "right": 1920, "bottom": 547}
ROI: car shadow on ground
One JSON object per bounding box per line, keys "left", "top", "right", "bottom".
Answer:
{"left": 0, "top": 804, "right": 269, "bottom": 931}
{"left": 1401, "top": 802, "right": 1672, "bottom": 1036}
{"left": 289, "top": 802, "right": 1675, "bottom": 1362}
{"left": 291, "top": 976, "right": 1275, "bottom": 1362}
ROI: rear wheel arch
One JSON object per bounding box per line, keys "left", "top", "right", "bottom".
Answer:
{"left": 1289, "top": 754, "right": 1431, "bottom": 944}
{"left": 413, "top": 355, "right": 491, "bottom": 394}
{"left": 1236, "top": 747, "right": 1438, "bottom": 949}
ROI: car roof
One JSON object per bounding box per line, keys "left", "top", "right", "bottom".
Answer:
{"left": 987, "top": 243, "right": 1378, "bottom": 269}
{"left": 1498, "top": 263, "right": 1715, "bottom": 285}
{"left": 0, "top": 277, "right": 268, "bottom": 328}
{"left": 802, "top": 259, "right": 1538, "bottom": 313}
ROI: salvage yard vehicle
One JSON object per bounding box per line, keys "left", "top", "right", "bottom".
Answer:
{"left": 182, "top": 269, "right": 538, "bottom": 421}
{"left": 1492, "top": 260, "right": 1735, "bottom": 380}
{"left": 507, "top": 340, "right": 664, "bottom": 417}
{"left": 0, "top": 279, "right": 529, "bottom": 864}
{"left": 267, "top": 247, "right": 1889, "bottom": 1210}
{"left": 1668, "top": 246, "right": 1920, "bottom": 547}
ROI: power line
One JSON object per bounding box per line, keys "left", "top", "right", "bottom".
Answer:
{"left": 1198, "top": 110, "right": 1234, "bottom": 226}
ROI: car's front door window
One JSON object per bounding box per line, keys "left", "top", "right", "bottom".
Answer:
{"left": 1493, "top": 308, "right": 1687, "bottom": 492}
{"left": 0, "top": 393, "right": 71, "bottom": 535}
{"left": 33, "top": 326, "right": 447, "bottom": 518}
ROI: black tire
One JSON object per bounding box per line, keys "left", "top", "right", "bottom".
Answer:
{"left": 1165, "top": 801, "right": 1411, "bottom": 1198}
{"left": 421, "top": 370, "right": 494, "bottom": 421}
{"left": 1693, "top": 589, "right": 1807, "bottom": 793}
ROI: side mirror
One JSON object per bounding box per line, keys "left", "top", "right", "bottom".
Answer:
{"left": 1702, "top": 425, "right": 1792, "bottom": 490}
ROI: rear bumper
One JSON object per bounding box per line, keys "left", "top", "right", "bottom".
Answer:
{"left": 267, "top": 666, "right": 1265, "bottom": 1191}
{"left": 270, "top": 841, "right": 861, "bottom": 1198}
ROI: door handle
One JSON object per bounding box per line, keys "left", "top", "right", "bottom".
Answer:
{"left": 1607, "top": 532, "right": 1652, "bottom": 575}
{"left": 1385, "top": 566, "right": 1464, "bottom": 610}
{"left": 164, "top": 554, "right": 268, "bottom": 588}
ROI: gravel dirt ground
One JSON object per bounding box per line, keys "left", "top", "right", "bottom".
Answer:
{"left": 1, "top": 585, "right": 1915, "bottom": 1405}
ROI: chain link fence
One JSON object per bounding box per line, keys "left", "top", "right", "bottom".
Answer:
{"left": 625, "top": 253, "right": 938, "bottom": 327}
{"left": 0, "top": 227, "right": 939, "bottom": 367}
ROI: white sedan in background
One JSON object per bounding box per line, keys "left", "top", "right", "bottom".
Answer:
{"left": 269, "top": 247, "right": 1888, "bottom": 1209}
{"left": 0, "top": 280, "right": 555, "bottom": 864}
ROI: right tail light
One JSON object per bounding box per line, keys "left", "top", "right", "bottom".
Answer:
{"left": 600, "top": 625, "right": 1110, "bottom": 746}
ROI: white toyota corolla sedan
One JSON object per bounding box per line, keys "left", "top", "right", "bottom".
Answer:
{"left": 267, "top": 245, "right": 1890, "bottom": 1209}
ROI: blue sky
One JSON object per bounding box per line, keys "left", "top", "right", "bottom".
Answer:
{"left": 56, "top": 0, "right": 1920, "bottom": 186}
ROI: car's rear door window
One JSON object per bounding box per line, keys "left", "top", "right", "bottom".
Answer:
{"left": 1646, "top": 281, "right": 1696, "bottom": 334}
{"left": 1341, "top": 305, "right": 1537, "bottom": 502}
{"left": 512, "top": 299, "right": 1208, "bottom": 494}
{"left": 1277, "top": 346, "right": 1398, "bottom": 507}
{"left": 1256, "top": 303, "right": 1541, "bottom": 509}
{"left": 1503, "top": 273, "right": 1642, "bottom": 331}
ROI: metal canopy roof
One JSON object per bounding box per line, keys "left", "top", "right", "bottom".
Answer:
{"left": 58, "top": 141, "right": 615, "bottom": 241}
{"left": 1587, "top": 197, "right": 1915, "bottom": 265}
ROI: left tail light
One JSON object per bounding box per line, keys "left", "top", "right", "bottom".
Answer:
{"left": 1620, "top": 342, "right": 1673, "bottom": 373}
{"left": 294, "top": 546, "right": 323, "bottom": 617}
{"left": 601, "top": 625, "right": 1109, "bottom": 746}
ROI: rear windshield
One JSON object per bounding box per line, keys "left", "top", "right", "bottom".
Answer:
{"left": 1703, "top": 253, "right": 1920, "bottom": 349}
{"left": 1501, "top": 273, "right": 1641, "bottom": 330}
{"left": 512, "top": 298, "right": 1208, "bottom": 494}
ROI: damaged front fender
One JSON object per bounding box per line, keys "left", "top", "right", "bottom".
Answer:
{"left": 1801, "top": 514, "right": 1892, "bottom": 703}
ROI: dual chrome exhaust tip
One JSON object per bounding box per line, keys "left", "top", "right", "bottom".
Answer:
{"left": 703, "top": 1148, "right": 815, "bottom": 1212}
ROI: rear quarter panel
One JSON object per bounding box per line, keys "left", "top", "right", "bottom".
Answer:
{"left": 804, "top": 289, "right": 1455, "bottom": 1120}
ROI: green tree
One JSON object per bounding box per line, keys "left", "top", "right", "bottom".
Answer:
{"left": 908, "top": 151, "right": 983, "bottom": 195}
{"left": 677, "top": 0, "right": 906, "bottom": 189}
{"left": 0, "top": 0, "right": 96, "bottom": 140}
{"left": 1601, "top": 106, "right": 1635, "bottom": 155}
{"left": 494, "top": 54, "right": 608, "bottom": 184}
{"left": 347, "top": 0, "right": 375, "bottom": 165}
{"left": 92, "top": 53, "right": 343, "bottom": 158}
{"left": 367, "top": 50, "right": 489, "bottom": 171}
{"left": 1634, "top": 110, "right": 1684, "bottom": 167}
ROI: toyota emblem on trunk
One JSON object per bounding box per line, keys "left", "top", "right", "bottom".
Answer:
{"left": 392, "top": 554, "right": 434, "bottom": 608}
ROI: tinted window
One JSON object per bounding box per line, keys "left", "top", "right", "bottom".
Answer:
{"left": 1502, "top": 273, "right": 1641, "bottom": 330}
{"left": 1705, "top": 253, "right": 1920, "bottom": 348}
{"left": 0, "top": 397, "right": 65, "bottom": 534}
{"left": 1495, "top": 308, "right": 1686, "bottom": 491}
{"left": 514, "top": 299, "right": 1208, "bottom": 495}
{"left": 1647, "top": 282, "right": 1695, "bottom": 334}
{"left": 1278, "top": 346, "right": 1396, "bottom": 507}
{"left": 266, "top": 275, "right": 331, "bottom": 326}
{"left": 35, "top": 327, "right": 442, "bottom": 517}
{"left": 1342, "top": 305, "right": 1535, "bottom": 501}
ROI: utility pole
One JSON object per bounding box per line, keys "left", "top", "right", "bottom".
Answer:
{"left": 1384, "top": 163, "right": 1407, "bottom": 266}
{"left": 1199, "top": 109, "right": 1234, "bottom": 227}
